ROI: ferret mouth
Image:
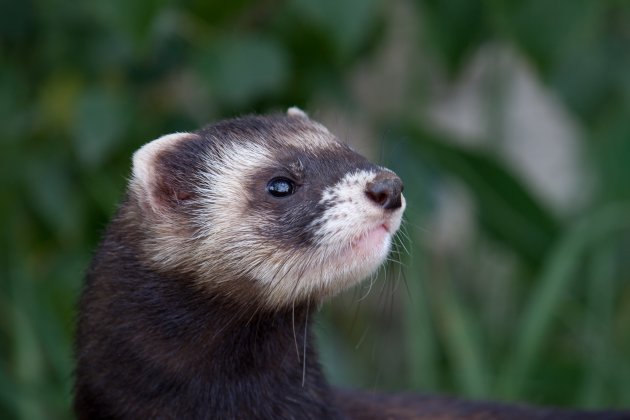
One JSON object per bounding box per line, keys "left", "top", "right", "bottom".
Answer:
{"left": 349, "top": 223, "right": 391, "bottom": 254}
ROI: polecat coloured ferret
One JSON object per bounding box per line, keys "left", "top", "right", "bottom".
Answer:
{"left": 74, "top": 108, "right": 629, "bottom": 419}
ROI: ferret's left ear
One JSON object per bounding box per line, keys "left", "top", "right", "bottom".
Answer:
{"left": 131, "top": 132, "right": 198, "bottom": 215}
{"left": 287, "top": 107, "right": 308, "bottom": 119}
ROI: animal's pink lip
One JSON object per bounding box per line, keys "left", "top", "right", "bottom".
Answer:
{"left": 350, "top": 224, "right": 390, "bottom": 252}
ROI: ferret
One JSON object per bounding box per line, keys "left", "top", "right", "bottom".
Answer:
{"left": 74, "top": 108, "right": 629, "bottom": 419}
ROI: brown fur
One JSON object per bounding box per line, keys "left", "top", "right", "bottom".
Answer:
{"left": 74, "top": 112, "right": 629, "bottom": 419}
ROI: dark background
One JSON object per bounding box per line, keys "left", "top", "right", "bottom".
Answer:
{"left": 1, "top": 0, "right": 630, "bottom": 418}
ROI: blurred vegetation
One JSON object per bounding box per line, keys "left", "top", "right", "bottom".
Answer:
{"left": 1, "top": 0, "right": 630, "bottom": 418}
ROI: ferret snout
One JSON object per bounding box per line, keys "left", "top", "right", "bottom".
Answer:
{"left": 365, "top": 172, "right": 404, "bottom": 211}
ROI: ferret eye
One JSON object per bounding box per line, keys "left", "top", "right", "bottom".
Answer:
{"left": 267, "top": 177, "right": 296, "bottom": 198}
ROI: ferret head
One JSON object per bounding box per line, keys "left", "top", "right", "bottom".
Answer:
{"left": 129, "top": 108, "right": 405, "bottom": 309}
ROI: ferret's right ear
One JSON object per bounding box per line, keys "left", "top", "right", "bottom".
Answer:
{"left": 131, "top": 132, "right": 196, "bottom": 215}
{"left": 287, "top": 107, "right": 308, "bottom": 119}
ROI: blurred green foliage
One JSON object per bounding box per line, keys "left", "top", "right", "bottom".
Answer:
{"left": 1, "top": 0, "right": 630, "bottom": 418}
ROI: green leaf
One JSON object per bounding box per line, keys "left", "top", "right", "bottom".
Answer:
{"left": 0, "top": 0, "right": 35, "bottom": 43}
{"left": 195, "top": 35, "right": 289, "bottom": 107}
{"left": 417, "top": 0, "right": 488, "bottom": 75}
{"left": 185, "top": 0, "right": 252, "bottom": 26}
{"left": 501, "top": 204, "right": 630, "bottom": 398}
{"left": 492, "top": 0, "right": 602, "bottom": 75}
{"left": 72, "top": 87, "right": 130, "bottom": 168}
{"left": 87, "top": 0, "right": 167, "bottom": 48}
{"left": 436, "top": 274, "right": 489, "bottom": 397}
{"left": 398, "top": 122, "right": 560, "bottom": 268}
{"left": 22, "top": 157, "right": 83, "bottom": 240}
{"left": 291, "top": 0, "right": 380, "bottom": 57}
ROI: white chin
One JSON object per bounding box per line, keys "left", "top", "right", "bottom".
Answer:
{"left": 333, "top": 227, "right": 393, "bottom": 287}
{"left": 351, "top": 225, "right": 391, "bottom": 263}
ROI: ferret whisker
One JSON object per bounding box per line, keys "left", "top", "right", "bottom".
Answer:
{"left": 292, "top": 300, "right": 300, "bottom": 363}
{"left": 357, "top": 271, "right": 377, "bottom": 302}
{"left": 354, "top": 323, "right": 370, "bottom": 350}
{"left": 302, "top": 299, "right": 310, "bottom": 387}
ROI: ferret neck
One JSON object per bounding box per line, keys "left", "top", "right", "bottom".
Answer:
{"left": 75, "top": 227, "right": 342, "bottom": 419}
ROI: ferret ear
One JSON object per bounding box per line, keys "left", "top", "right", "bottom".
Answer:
{"left": 287, "top": 107, "right": 308, "bottom": 119}
{"left": 131, "top": 132, "right": 197, "bottom": 215}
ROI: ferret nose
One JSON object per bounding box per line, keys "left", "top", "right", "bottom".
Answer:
{"left": 365, "top": 172, "right": 404, "bottom": 210}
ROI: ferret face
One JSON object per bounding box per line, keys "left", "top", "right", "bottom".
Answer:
{"left": 130, "top": 108, "right": 405, "bottom": 309}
